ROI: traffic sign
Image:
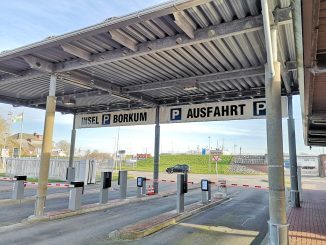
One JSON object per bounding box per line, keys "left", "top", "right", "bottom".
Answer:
{"left": 212, "top": 155, "right": 220, "bottom": 162}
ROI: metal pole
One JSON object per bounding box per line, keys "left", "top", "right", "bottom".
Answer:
{"left": 34, "top": 74, "right": 57, "bottom": 217}
{"left": 19, "top": 112, "right": 24, "bottom": 158}
{"left": 119, "top": 170, "right": 127, "bottom": 199}
{"left": 265, "top": 26, "right": 288, "bottom": 244}
{"left": 153, "top": 106, "right": 160, "bottom": 194}
{"left": 287, "top": 95, "right": 300, "bottom": 207}
{"left": 177, "top": 174, "right": 184, "bottom": 213}
{"left": 67, "top": 114, "right": 76, "bottom": 182}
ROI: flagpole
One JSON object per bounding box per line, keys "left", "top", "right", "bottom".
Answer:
{"left": 19, "top": 112, "right": 24, "bottom": 158}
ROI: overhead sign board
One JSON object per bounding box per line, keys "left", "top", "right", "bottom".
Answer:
{"left": 160, "top": 98, "right": 288, "bottom": 124}
{"left": 75, "top": 98, "right": 288, "bottom": 129}
{"left": 75, "top": 108, "right": 156, "bottom": 129}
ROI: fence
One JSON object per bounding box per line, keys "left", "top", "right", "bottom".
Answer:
{"left": 5, "top": 158, "right": 79, "bottom": 181}
{"left": 233, "top": 155, "right": 266, "bottom": 165}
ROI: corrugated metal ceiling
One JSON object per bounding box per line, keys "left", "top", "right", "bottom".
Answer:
{"left": 0, "top": 0, "right": 298, "bottom": 114}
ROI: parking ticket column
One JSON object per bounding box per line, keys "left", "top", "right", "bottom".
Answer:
{"left": 153, "top": 106, "right": 160, "bottom": 194}
{"left": 34, "top": 74, "right": 57, "bottom": 216}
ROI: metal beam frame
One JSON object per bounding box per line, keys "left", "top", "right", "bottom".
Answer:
{"left": 0, "top": 65, "right": 22, "bottom": 76}
{"left": 173, "top": 12, "right": 195, "bottom": 39}
{"left": 125, "top": 66, "right": 265, "bottom": 93}
{"left": 0, "top": 11, "right": 292, "bottom": 86}
{"left": 61, "top": 44, "right": 92, "bottom": 61}
{"left": 108, "top": 30, "right": 138, "bottom": 51}
{"left": 0, "top": 0, "right": 214, "bottom": 61}
{"left": 23, "top": 55, "right": 54, "bottom": 72}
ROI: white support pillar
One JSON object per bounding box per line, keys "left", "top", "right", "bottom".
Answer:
{"left": 34, "top": 74, "right": 57, "bottom": 216}
{"left": 265, "top": 27, "right": 288, "bottom": 245}
{"left": 67, "top": 114, "right": 76, "bottom": 182}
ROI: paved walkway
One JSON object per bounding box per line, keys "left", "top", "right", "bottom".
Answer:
{"left": 288, "top": 185, "right": 326, "bottom": 244}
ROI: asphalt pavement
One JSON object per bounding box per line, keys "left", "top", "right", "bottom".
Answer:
{"left": 0, "top": 186, "right": 221, "bottom": 245}
{"left": 0, "top": 180, "right": 176, "bottom": 227}
{"left": 119, "top": 188, "right": 269, "bottom": 245}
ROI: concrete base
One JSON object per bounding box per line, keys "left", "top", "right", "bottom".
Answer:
{"left": 268, "top": 221, "right": 289, "bottom": 245}
{"left": 290, "top": 190, "right": 300, "bottom": 208}
{"left": 214, "top": 192, "right": 226, "bottom": 199}
{"left": 69, "top": 187, "right": 83, "bottom": 211}
{"left": 100, "top": 188, "right": 109, "bottom": 204}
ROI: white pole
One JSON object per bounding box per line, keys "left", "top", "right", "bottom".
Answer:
{"left": 19, "top": 112, "right": 24, "bottom": 158}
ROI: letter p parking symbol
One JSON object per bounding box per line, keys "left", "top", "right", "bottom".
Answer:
{"left": 170, "top": 108, "right": 182, "bottom": 121}
{"left": 102, "top": 114, "right": 111, "bottom": 125}
{"left": 253, "top": 101, "right": 266, "bottom": 116}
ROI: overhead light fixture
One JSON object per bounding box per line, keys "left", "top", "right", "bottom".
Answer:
{"left": 62, "top": 97, "right": 76, "bottom": 106}
{"left": 183, "top": 84, "right": 199, "bottom": 91}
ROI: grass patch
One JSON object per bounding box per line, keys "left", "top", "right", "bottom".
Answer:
{"left": 95, "top": 172, "right": 134, "bottom": 182}
{"left": 123, "top": 154, "right": 234, "bottom": 174}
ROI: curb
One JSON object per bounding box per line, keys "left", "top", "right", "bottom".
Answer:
{"left": 109, "top": 196, "right": 230, "bottom": 240}
{"left": 24, "top": 185, "right": 200, "bottom": 223}
{"left": 0, "top": 185, "right": 200, "bottom": 234}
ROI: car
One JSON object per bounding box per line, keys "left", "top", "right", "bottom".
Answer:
{"left": 166, "top": 164, "right": 190, "bottom": 174}
{"left": 284, "top": 160, "right": 290, "bottom": 169}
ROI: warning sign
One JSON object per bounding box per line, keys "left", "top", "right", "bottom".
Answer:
{"left": 212, "top": 155, "right": 220, "bottom": 162}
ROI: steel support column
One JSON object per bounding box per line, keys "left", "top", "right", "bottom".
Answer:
{"left": 153, "top": 106, "right": 160, "bottom": 194}
{"left": 287, "top": 95, "right": 300, "bottom": 207}
{"left": 34, "top": 75, "right": 57, "bottom": 216}
{"left": 67, "top": 114, "right": 76, "bottom": 182}
{"left": 266, "top": 61, "right": 288, "bottom": 245}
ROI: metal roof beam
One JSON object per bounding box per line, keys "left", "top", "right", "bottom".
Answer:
{"left": 61, "top": 44, "right": 92, "bottom": 61}
{"left": 108, "top": 30, "right": 138, "bottom": 51}
{"left": 55, "top": 15, "right": 265, "bottom": 72}
{"left": 28, "top": 90, "right": 110, "bottom": 106}
{"left": 0, "top": 65, "right": 22, "bottom": 76}
{"left": 22, "top": 55, "right": 54, "bottom": 72}
{"left": 0, "top": 8, "right": 292, "bottom": 85}
{"left": 55, "top": 12, "right": 291, "bottom": 73}
{"left": 173, "top": 12, "right": 195, "bottom": 39}
{"left": 125, "top": 66, "right": 265, "bottom": 93}
{"left": 61, "top": 71, "right": 157, "bottom": 106}
{"left": 0, "top": 0, "right": 214, "bottom": 61}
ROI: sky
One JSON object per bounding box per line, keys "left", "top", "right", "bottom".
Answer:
{"left": 0, "top": 0, "right": 323, "bottom": 155}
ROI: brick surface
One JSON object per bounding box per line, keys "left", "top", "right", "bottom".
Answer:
{"left": 288, "top": 190, "right": 326, "bottom": 244}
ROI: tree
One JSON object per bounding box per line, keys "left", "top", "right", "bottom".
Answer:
{"left": 56, "top": 140, "right": 70, "bottom": 155}
{"left": 0, "top": 115, "right": 10, "bottom": 148}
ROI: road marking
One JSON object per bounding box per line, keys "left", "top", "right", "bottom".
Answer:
{"left": 241, "top": 216, "right": 255, "bottom": 226}
{"left": 178, "top": 223, "right": 259, "bottom": 236}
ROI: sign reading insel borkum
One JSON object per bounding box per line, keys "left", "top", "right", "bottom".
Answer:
{"left": 75, "top": 108, "right": 156, "bottom": 129}
{"left": 160, "top": 97, "right": 288, "bottom": 124}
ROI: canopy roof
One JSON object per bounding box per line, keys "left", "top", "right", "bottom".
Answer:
{"left": 302, "top": 0, "right": 326, "bottom": 146}
{"left": 0, "top": 0, "right": 298, "bottom": 114}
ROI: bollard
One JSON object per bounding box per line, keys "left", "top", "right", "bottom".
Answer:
{"left": 119, "top": 170, "right": 128, "bottom": 199}
{"left": 100, "top": 172, "right": 112, "bottom": 204}
{"left": 177, "top": 174, "right": 185, "bottom": 213}
{"left": 12, "top": 175, "right": 27, "bottom": 200}
{"left": 297, "top": 167, "right": 302, "bottom": 201}
{"left": 66, "top": 167, "right": 76, "bottom": 183}
{"left": 201, "top": 179, "right": 211, "bottom": 204}
{"left": 68, "top": 181, "right": 84, "bottom": 210}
